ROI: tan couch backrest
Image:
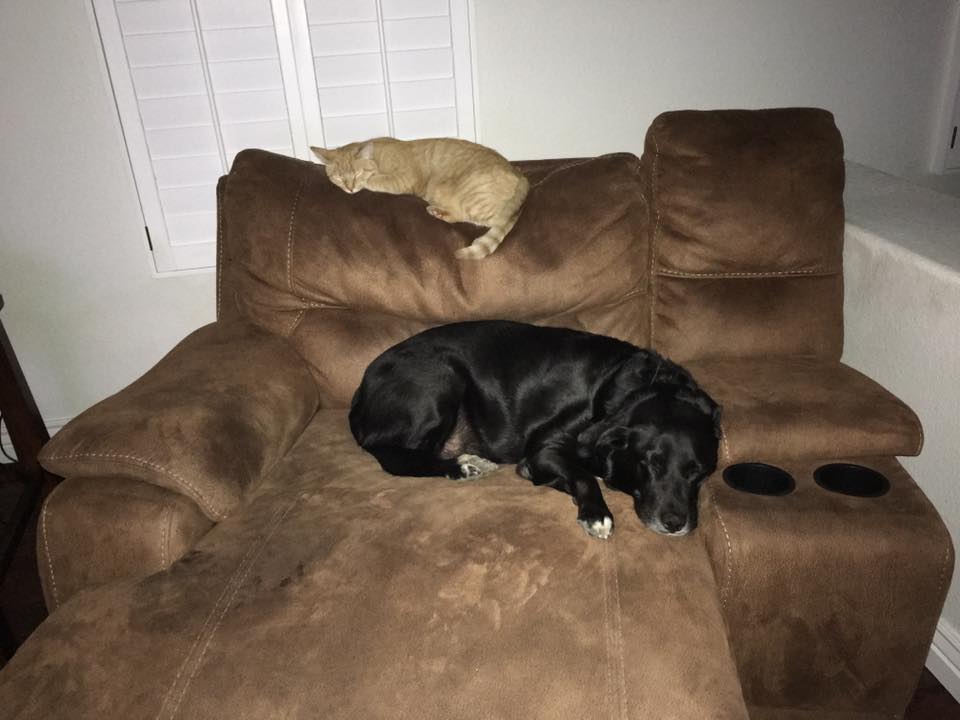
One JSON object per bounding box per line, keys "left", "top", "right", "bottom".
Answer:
{"left": 217, "top": 108, "right": 844, "bottom": 407}
{"left": 218, "top": 152, "right": 650, "bottom": 405}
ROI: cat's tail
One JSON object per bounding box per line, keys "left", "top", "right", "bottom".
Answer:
{"left": 455, "top": 175, "right": 530, "bottom": 260}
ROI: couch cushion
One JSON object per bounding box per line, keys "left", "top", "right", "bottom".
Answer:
{"left": 1, "top": 411, "right": 748, "bottom": 720}
{"left": 685, "top": 357, "right": 923, "bottom": 463}
{"left": 644, "top": 108, "right": 845, "bottom": 361}
{"left": 218, "top": 151, "right": 650, "bottom": 405}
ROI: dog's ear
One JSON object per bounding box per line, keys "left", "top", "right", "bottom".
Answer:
{"left": 576, "top": 422, "right": 629, "bottom": 460}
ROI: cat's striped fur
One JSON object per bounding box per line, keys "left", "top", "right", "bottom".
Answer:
{"left": 311, "top": 137, "right": 528, "bottom": 260}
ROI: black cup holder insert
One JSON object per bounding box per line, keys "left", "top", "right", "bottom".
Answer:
{"left": 723, "top": 463, "right": 795, "bottom": 496}
{"left": 814, "top": 463, "right": 890, "bottom": 498}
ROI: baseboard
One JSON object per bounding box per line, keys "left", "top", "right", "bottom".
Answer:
{"left": 928, "top": 619, "right": 960, "bottom": 701}
{"left": 0, "top": 417, "right": 69, "bottom": 461}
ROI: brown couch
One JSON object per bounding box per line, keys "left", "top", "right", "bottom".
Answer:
{"left": 0, "top": 108, "right": 952, "bottom": 719}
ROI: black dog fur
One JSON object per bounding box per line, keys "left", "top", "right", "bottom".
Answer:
{"left": 349, "top": 321, "right": 721, "bottom": 538}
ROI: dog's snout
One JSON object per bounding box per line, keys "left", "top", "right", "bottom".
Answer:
{"left": 660, "top": 512, "right": 686, "bottom": 534}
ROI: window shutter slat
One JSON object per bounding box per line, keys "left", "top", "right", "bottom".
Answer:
{"left": 383, "top": 17, "right": 451, "bottom": 51}
{"left": 305, "top": 0, "right": 377, "bottom": 25}
{"left": 381, "top": 0, "right": 448, "bottom": 19}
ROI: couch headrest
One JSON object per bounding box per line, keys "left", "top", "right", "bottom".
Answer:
{"left": 217, "top": 149, "right": 651, "bottom": 404}
{"left": 643, "top": 108, "right": 845, "bottom": 360}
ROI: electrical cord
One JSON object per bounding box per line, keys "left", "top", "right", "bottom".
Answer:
{"left": 0, "top": 412, "right": 17, "bottom": 462}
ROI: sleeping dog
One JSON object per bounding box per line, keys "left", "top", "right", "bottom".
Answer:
{"left": 349, "top": 321, "right": 721, "bottom": 539}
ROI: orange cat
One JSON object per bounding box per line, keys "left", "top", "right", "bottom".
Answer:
{"left": 311, "top": 137, "right": 528, "bottom": 260}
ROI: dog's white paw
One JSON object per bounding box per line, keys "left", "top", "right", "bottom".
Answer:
{"left": 578, "top": 515, "right": 614, "bottom": 540}
{"left": 454, "top": 454, "right": 498, "bottom": 480}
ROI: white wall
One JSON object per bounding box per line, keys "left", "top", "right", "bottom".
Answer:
{"left": 842, "top": 162, "right": 960, "bottom": 695}
{"left": 0, "top": 0, "right": 215, "bottom": 429}
{"left": 0, "top": 0, "right": 957, "bottom": 428}
{"left": 473, "top": 0, "right": 958, "bottom": 177}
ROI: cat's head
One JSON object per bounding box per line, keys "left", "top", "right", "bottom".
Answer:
{"left": 311, "top": 142, "right": 376, "bottom": 194}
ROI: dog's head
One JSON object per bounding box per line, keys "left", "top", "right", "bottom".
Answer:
{"left": 578, "top": 358, "right": 721, "bottom": 536}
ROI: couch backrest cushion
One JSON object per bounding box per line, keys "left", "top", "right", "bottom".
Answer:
{"left": 218, "top": 151, "right": 650, "bottom": 406}
{"left": 644, "top": 108, "right": 845, "bottom": 361}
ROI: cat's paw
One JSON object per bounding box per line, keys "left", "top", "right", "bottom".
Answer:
{"left": 426, "top": 205, "right": 450, "bottom": 220}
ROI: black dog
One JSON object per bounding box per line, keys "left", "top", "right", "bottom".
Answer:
{"left": 349, "top": 321, "right": 721, "bottom": 538}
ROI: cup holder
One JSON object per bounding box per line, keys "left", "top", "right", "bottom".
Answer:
{"left": 723, "top": 463, "right": 795, "bottom": 496}
{"left": 814, "top": 463, "right": 890, "bottom": 498}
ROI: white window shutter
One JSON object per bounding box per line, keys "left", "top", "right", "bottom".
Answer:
{"left": 94, "top": 0, "right": 476, "bottom": 272}
{"left": 301, "top": 0, "right": 475, "bottom": 148}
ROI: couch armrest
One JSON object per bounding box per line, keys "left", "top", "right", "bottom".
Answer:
{"left": 39, "top": 320, "right": 320, "bottom": 521}
{"left": 38, "top": 476, "right": 213, "bottom": 610}
{"left": 685, "top": 356, "right": 923, "bottom": 463}
{"left": 700, "top": 456, "right": 953, "bottom": 715}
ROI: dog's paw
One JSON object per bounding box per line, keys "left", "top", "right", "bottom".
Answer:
{"left": 577, "top": 514, "right": 614, "bottom": 540}
{"left": 453, "top": 454, "right": 498, "bottom": 480}
{"left": 516, "top": 459, "right": 532, "bottom": 479}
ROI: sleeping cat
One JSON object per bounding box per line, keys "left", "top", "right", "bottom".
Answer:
{"left": 311, "top": 137, "right": 529, "bottom": 260}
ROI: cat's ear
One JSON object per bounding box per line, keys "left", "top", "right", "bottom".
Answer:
{"left": 357, "top": 142, "right": 375, "bottom": 160}
{"left": 311, "top": 146, "right": 333, "bottom": 165}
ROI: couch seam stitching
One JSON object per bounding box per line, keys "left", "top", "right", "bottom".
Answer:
{"left": 286, "top": 308, "right": 306, "bottom": 337}
{"left": 284, "top": 291, "right": 648, "bottom": 324}
{"left": 160, "top": 500, "right": 172, "bottom": 570}
{"left": 156, "top": 542, "right": 262, "bottom": 720}
{"left": 658, "top": 267, "right": 839, "bottom": 279}
{"left": 167, "top": 498, "right": 298, "bottom": 719}
{"left": 610, "top": 542, "right": 629, "bottom": 720}
{"left": 286, "top": 175, "right": 307, "bottom": 294}
{"left": 40, "top": 489, "right": 60, "bottom": 610}
{"left": 42, "top": 452, "right": 226, "bottom": 522}
{"left": 157, "top": 496, "right": 299, "bottom": 720}
{"left": 719, "top": 422, "right": 732, "bottom": 463}
{"left": 601, "top": 541, "right": 613, "bottom": 720}
{"left": 649, "top": 131, "right": 660, "bottom": 346}
{"left": 710, "top": 488, "right": 734, "bottom": 609}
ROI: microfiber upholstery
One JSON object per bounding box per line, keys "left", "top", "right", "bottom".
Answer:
{"left": 686, "top": 356, "right": 923, "bottom": 463}
{"left": 37, "top": 476, "right": 212, "bottom": 611}
{"left": 39, "top": 320, "right": 320, "bottom": 520}
{"left": 645, "top": 108, "right": 845, "bottom": 361}
{"left": 218, "top": 151, "right": 650, "bottom": 405}
{"left": 700, "top": 456, "right": 952, "bottom": 715}
{"left": 3, "top": 412, "right": 750, "bottom": 720}
{"left": 8, "top": 109, "right": 952, "bottom": 720}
